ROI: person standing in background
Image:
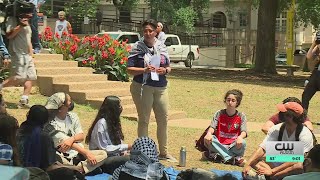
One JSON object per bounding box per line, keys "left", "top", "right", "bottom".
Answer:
{"left": 54, "top": 11, "right": 72, "bottom": 38}
{"left": 29, "top": 0, "right": 46, "bottom": 54}
{"left": 95, "top": 8, "right": 103, "bottom": 33}
{"left": 156, "top": 22, "right": 166, "bottom": 44}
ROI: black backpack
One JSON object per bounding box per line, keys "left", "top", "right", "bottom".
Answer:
{"left": 278, "top": 123, "right": 317, "bottom": 146}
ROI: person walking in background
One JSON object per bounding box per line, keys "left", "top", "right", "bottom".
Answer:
{"left": 29, "top": 0, "right": 45, "bottom": 54}
{"left": 0, "top": 11, "right": 37, "bottom": 108}
{"left": 54, "top": 11, "right": 72, "bottom": 38}
{"left": 0, "top": 34, "right": 10, "bottom": 68}
{"left": 156, "top": 22, "right": 166, "bottom": 44}
{"left": 203, "top": 89, "right": 247, "bottom": 167}
{"left": 95, "top": 8, "right": 103, "bottom": 33}
{"left": 86, "top": 96, "right": 131, "bottom": 174}
{"left": 127, "top": 19, "right": 176, "bottom": 162}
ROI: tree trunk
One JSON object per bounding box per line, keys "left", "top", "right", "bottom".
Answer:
{"left": 254, "top": 0, "right": 278, "bottom": 73}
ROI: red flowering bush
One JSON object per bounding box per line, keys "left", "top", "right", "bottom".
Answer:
{"left": 39, "top": 27, "right": 130, "bottom": 81}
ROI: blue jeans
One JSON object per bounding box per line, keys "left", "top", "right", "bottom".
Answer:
{"left": 31, "top": 9, "right": 41, "bottom": 50}
{"left": 207, "top": 135, "right": 246, "bottom": 162}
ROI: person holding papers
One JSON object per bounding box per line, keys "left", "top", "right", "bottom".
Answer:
{"left": 127, "top": 19, "right": 176, "bottom": 162}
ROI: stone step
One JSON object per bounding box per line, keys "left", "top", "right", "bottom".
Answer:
{"left": 36, "top": 67, "right": 94, "bottom": 76}
{"left": 69, "top": 88, "right": 131, "bottom": 104}
{"left": 35, "top": 60, "right": 78, "bottom": 68}
{"left": 122, "top": 110, "right": 187, "bottom": 122}
{"left": 87, "top": 96, "right": 133, "bottom": 108}
{"left": 53, "top": 81, "right": 130, "bottom": 92}
{"left": 33, "top": 54, "right": 63, "bottom": 61}
{"left": 38, "top": 74, "right": 107, "bottom": 84}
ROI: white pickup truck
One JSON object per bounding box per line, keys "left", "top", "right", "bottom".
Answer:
{"left": 164, "top": 34, "right": 200, "bottom": 67}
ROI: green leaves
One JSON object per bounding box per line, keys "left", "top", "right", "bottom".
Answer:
{"left": 173, "top": 7, "right": 198, "bottom": 35}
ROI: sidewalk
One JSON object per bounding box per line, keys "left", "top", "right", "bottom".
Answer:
{"left": 152, "top": 118, "right": 320, "bottom": 137}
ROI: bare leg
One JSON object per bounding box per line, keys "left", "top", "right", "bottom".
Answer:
{"left": 23, "top": 80, "right": 33, "bottom": 96}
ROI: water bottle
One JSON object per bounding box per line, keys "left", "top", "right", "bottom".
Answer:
{"left": 179, "top": 146, "right": 186, "bottom": 167}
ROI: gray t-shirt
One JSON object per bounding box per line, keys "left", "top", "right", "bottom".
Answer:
{"left": 6, "top": 16, "right": 32, "bottom": 54}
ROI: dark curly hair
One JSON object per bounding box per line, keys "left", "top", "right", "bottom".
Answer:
{"left": 224, "top": 89, "right": 243, "bottom": 107}
{"left": 0, "top": 114, "right": 21, "bottom": 166}
{"left": 86, "top": 96, "right": 124, "bottom": 145}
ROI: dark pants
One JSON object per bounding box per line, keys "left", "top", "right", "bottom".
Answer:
{"left": 302, "top": 69, "right": 320, "bottom": 111}
{"left": 31, "top": 9, "right": 41, "bottom": 50}
{"left": 101, "top": 155, "right": 129, "bottom": 174}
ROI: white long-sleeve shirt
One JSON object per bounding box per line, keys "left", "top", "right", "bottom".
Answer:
{"left": 89, "top": 118, "right": 128, "bottom": 156}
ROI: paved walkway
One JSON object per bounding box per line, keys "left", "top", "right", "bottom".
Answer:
{"left": 151, "top": 118, "right": 320, "bottom": 137}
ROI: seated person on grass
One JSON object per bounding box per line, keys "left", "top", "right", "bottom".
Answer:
{"left": 243, "top": 101, "right": 314, "bottom": 179}
{"left": 203, "top": 89, "right": 247, "bottom": 167}
{"left": 261, "top": 97, "right": 313, "bottom": 134}
{"left": 43, "top": 92, "right": 107, "bottom": 175}
{"left": 283, "top": 144, "right": 320, "bottom": 180}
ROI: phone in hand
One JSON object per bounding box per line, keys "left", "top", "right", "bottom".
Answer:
{"left": 316, "top": 31, "right": 320, "bottom": 44}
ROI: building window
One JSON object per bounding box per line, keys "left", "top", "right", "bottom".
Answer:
{"left": 212, "top": 11, "right": 227, "bottom": 28}
{"left": 276, "top": 12, "right": 287, "bottom": 32}
{"left": 239, "top": 12, "right": 247, "bottom": 27}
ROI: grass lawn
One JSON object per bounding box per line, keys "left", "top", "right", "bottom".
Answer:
{"left": 3, "top": 68, "right": 320, "bottom": 172}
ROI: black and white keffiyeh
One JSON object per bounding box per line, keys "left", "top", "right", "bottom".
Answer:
{"left": 112, "top": 137, "right": 167, "bottom": 180}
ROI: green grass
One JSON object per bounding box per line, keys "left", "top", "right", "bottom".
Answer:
{"left": 3, "top": 68, "right": 320, "bottom": 171}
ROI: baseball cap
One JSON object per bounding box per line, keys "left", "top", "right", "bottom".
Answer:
{"left": 276, "top": 102, "right": 303, "bottom": 115}
{"left": 45, "top": 92, "right": 66, "bottom": 110}
{"left": 0, "top": 144, "right": 13, "bottom": 161}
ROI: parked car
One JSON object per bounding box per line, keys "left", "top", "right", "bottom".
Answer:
{"left": 164, "top": 34, "right": 200, "bottom": 67}
{"left": 275, "top": 53, "right": 287, "bottom": 65}
{"left": 96, "top": 31, "right": 141, "bottom": 46}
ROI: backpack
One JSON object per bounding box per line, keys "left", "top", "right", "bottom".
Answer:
{"left": 277, "top": 123, "right": 318, "bottom": 146}
{"left": 195, "top": 126, "right": 210, "bottom": 152}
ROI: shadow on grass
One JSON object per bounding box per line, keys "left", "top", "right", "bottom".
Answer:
{"left": 169, "top": 68, "right": 308, "bottom": 88}
{"left": 6, "top": 102, "right": 18, "bottom": 109}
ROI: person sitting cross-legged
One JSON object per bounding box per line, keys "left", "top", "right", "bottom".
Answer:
{"left": 203, "top": 89, "right": 247, "bottom": 167}
{"left": 243, "top": 101, "right": 314, "bottom": 179}
{"left": 43, "top": 92, "right": 107, "bottom": 175}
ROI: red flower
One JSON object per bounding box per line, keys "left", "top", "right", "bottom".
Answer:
{"left": 126, "top": 45, "right": 131, "bottom": 52}
{"left": 65, "top": 40, "right": 70, "bottom": 45}
{"left": 82, "top": 60, "right": 87, "bottom": 64}
{"left": 102, "top": 51, "right": 108, "bottom": 59}
{"left": 120, "top": 59, "right": 124, "bottom": 64}
{"left": 122, "top": 57, "right": 128, "bottom": 62}
{"left": 70, "top": 44, "right": 78, "bottom": 54}
{"left": 108, "top": 47, "right": 115, "bottom": 55}
{"left": 55, "top": 32, "right": 60, "bottom": 38}
{"left": 62, "top": 31, "right": 68, "bottom": 36}
{"left": 88, "top": 56, "right": 94, "bottom": 61}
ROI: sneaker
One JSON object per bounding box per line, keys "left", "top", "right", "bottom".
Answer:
{"left": 33, "top": 48, "right": 41, "bottom": 54}
{"left": 201, "top": 151, "right": 223, "bottom": 163}
{"left": 18, "top": 99, "right": 31, "bottom": 109}
{"left": 225, "top": 157, "right": 236, "bottom": 165}
{"left": 159, "top": 154, "right": 178, "bottom": 163}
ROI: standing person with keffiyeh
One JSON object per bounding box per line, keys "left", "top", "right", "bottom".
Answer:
{"left": 127, "top": 19, "right": 176, "bottom": 162}
{"left": 112, "top": 137, "right": 169, "bottom": 180}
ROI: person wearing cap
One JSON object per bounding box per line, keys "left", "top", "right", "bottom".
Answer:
{"left": 243, "top": 101, "right": 314, "bottom": 179}
{"left": 43, "top": 92, "right": 107, "bottom": 174}
{"left": 156, "top": 22, "right": 166, "bottom": 44}
{"left": 261, "top": 97, "right": 314, "bottom": 134}
{"left": 283, "top": 144, "right": 320, "bottom": 180}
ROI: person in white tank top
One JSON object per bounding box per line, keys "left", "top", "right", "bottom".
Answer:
{"left": 54, "top": 11, "right": 72, "bottom": 38}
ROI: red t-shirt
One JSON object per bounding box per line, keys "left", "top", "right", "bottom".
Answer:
{"left": 269, "top": 113, "right": 310, "bottom": 124}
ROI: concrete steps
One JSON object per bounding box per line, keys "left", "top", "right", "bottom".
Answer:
{"left": 34, "top": 53, "right": 188, "bottom": 122}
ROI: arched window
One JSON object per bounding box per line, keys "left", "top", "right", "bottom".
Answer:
{"left": 212, "top": 11, "right": 227, "bottom": 28}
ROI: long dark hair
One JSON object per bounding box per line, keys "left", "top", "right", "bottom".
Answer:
{"left": 20, "top": 105, "right": 49, "bottom": 134}
{"left": 0, "top": 114, "right": 21, "bottom": 166}
{"left": 86, "top": 96, "right": 124, "bottom": 145}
